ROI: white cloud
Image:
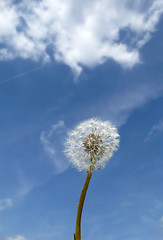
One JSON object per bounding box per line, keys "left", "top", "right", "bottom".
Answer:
{"left": 7, "top": 236, "right": 27, "bottom": 240}
{"left": 40, "top": 120, "right": 68, "bottom": 173}
{"left": 145, "top": 120, "right": 163, "bottom": 141}
{"left": 0, "top": 0, "right": 163, "bottom": 75}
{"left": 0, "top": 198, "right": 14, "bottom": 211}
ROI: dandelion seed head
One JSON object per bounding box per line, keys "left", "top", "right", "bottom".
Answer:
{"left": 64, "top": 118, "right": 120, "bottom": 172}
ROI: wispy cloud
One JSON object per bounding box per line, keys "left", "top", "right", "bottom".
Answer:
{"left": 103, "top": 82, "right": 163, "bottom": 128}
{"left": 40, "top": 120, "right": 68, "bottom": 173}
{"left": 7, "top": 236, "right": 27, "bottom": 240}
{"left": 160, "top": 216, "right": 163, "bottom": 228}
{"left": 145, "top": 120, "right": 163, "bottom": 142}
{"left": 0, "top": 198, "right": 14, "bottom": 211}
{"left": 16, "top": 168, "right": 41, "bottom": 199}
{"left": 141, "top": 216, "right": 154, "bottom": 223}
{"left": 0, "top": 0, "right": 163, "bottom": 76}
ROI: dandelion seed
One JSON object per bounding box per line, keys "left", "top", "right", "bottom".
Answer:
{"left": 64, "top": 118, "right": 120, "bottom": 172}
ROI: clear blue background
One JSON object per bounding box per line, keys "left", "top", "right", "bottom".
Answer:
{"left": 0, "top": 2, "right": 163, "bottom": 240}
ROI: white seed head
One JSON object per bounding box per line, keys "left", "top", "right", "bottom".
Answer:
{"left": 64, "top": 118, "right": 120, "bottom": 172}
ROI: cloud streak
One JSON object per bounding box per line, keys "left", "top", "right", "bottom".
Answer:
{"left": 0, "top": 67, "right": 41, "bottom": 86}
{"left": 0, "top": 0, "right": 163, "bottom": 75}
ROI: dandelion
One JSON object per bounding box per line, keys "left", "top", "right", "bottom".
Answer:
{"left": 64, "top": 118, "right": 120, "bottom": 240}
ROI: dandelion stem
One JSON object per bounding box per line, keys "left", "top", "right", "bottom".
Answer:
{"left": 75, "top": 169, "right": 93, "bottom": 240}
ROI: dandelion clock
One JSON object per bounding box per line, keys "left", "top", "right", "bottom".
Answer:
{"left": 64, "top": 118, "right": 120, "bottom": 240}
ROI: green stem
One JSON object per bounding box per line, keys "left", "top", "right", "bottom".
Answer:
{"left": 74, "top": 170, "right": 93, "bottom": 240}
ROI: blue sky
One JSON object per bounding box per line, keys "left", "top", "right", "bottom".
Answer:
{"left": 0, "top": 1, "right": 163, "bottom": 240}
